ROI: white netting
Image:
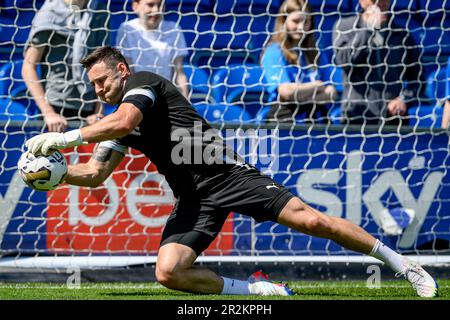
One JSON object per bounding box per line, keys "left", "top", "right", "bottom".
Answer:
{"left": 0, "top": 0, "right": 449, "bottom": 268}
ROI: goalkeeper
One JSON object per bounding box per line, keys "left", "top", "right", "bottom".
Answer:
{"left": 26, "top": 46, "right": 438, "bottom": 297}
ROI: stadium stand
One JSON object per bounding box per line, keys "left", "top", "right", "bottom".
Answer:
{"left": 0, "top": 0, "right": 45, "bottom": 65}
{"left": 1, "top": 0, "right": 449, "bottom": 125}
{"left": 183, "top": 64, "right": 211, "bottom": 103}
{"left": 0, "top": 60, "right": 40, "bottom": 116}
{"left": 0, "top": 98, "right": 30, "bottom": 120}
{"left": 211, "top": 63, "right": 269, "bottom": 117}
{"left": 194, "top": 102, "right": 252, "bottom": 123}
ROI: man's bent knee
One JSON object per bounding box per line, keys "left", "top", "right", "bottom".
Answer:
{"left": 155, "top": 243, "right": 197, "bottom": 290}
{"left": 155, "top": 263, "right": 182, "bottom": 289}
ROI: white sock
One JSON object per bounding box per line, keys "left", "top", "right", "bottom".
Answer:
{"left": 221, "top": 277, "right": 250, "bottom": 295}
{"left": 369, "top": 239, "right": 405, "bottom": 273}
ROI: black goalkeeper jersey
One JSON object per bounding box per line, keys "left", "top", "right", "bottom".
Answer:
{"left": 113, "top": 71, "right": 241, "bottom": 197}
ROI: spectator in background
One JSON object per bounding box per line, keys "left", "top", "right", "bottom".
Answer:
{"left": 441, "top": 57, "right": 450, "bottom": 129}
{"left": 22, "top": 0, "right": 109, "bottom": 132}
{"left": 116, "top": 0, "right": 189, "bottom": 99}
{"left": 333, "top": 0, "right": 422, "bottom": 126}
{"left": 261, "top": 0, "right": 337, "bottom": 123}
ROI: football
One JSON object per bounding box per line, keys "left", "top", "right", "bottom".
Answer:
{"left": 18, "top": 150, "right": 67, "bottom": 191}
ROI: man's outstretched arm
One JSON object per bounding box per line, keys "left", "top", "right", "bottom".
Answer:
{"left": 64, "top": 143, "right": 126, "bottom": 187}
{"left": 80, "top": 103, "right": 143, "bottom": 143}
{"left": 26, "top": 103, "right": 143, "bottom": 155}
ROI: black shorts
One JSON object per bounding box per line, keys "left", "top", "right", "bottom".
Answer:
{"left": 160, "top": 165, "right": 295, "bottom": 256}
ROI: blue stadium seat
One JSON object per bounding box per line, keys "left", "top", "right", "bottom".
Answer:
{"left": 0, "top": 60, "right": 27, "bottom": 97}
{"left": 166, "top": 8, "right": 268, "bottom": 64}
{"left": 211, "top": 64, "right": 269, "bottom": 117}
{"left": 214, "top": 16, "right": 253, "bottom": 50}
{"left": 165, "top": 0, "right": 213, "bottom": 13}
{"left": 166, "top": 4, "right": 269, "bottom": 65}
{"left": 0, "top": 10, "right": 36, "bottom": 47}
{"left": 408, "top": 105, "right": 444, "bottom": 128}
{"left": 417, "top": 0, "right": 450, "bottom": 57}
{"left": 109, "top": 0, "right": 133, "bottom": 11}
{"left": 174, "top": 14, "right": 261, "bottom": 67}
{"left": 0, "top": 98, "right": 31, "bottom": 121}
{"left": 309, "top": 0, "right": 355, "bottom": 13}
{"left": 3, "top": 0, "right": 45, "bottom": 8}
{"left": 211, "top": 64, "right": 268, "bottom": 104}
{"left": 183, "top": 64, "right": 212, "bottom": 103}
{"left": 165, "top": 13, "right": 215, "bottom": 63}
{"left": 210, "top": 15, "right": 266, "bottom": 63}
{"left": 418, "top": 0, "right": 450, "bottom": 13}
{"left": 164, "top": 1, "right": 216, "bottom": 52}
{"left": 391, "top": 0, "right": 420, "bottom": 11}
{"left": 0, "top": 60, "right": 40, "bottom": 115}
{"left": 0, "top": 60, "right": 41, "bottom": 98}
{"left": 214, "top": 0, "right": 283, "bottom": 14}
{"left": 249, "top": 15, "right": 277, "bottom": 58}
{"left": 0, "top": 0, "right": 43, "bottom": 44}
{"left": 194, "top": 103, "right": 252, "bottom": 123}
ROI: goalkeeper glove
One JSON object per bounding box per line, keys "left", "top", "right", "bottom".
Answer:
{"left": 25, "top": 129, "right": 87, "bottom": 155}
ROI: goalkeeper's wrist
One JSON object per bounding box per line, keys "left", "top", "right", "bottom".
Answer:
{"left": 63, "top": 129, "right": 86, "bottom": 148}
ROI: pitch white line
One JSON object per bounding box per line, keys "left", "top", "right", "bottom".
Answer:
{"left": 0, "top": 283, "right": 447, "bottom": 290}
{"left": 1, "top": 255, "right": 450, "bottom": 268}
{"left": 0, "top": 283, "right": 165, "bottom": 290}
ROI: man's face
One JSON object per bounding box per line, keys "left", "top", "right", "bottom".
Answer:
{"left": 133, "top": 0, "right": 163, "bottom": 30}
{"left": 88, "top": 61, "right": 127, "bottom": 105}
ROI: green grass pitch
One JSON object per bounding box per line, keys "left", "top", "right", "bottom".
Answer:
{"left": 0, "top": 280, "right": 448, "bottom": 300}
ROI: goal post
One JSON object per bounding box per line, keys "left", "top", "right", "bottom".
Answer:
{"left": 1, "top": 0, "right": 450, "bottom": 272}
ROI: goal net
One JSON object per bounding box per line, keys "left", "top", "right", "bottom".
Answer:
{"left": 0, "top": 0, "right": 449, "bottom": 271}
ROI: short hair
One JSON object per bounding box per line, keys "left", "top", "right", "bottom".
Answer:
{"left": 80, "top": 46, "right": 130, "bottom": 71}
